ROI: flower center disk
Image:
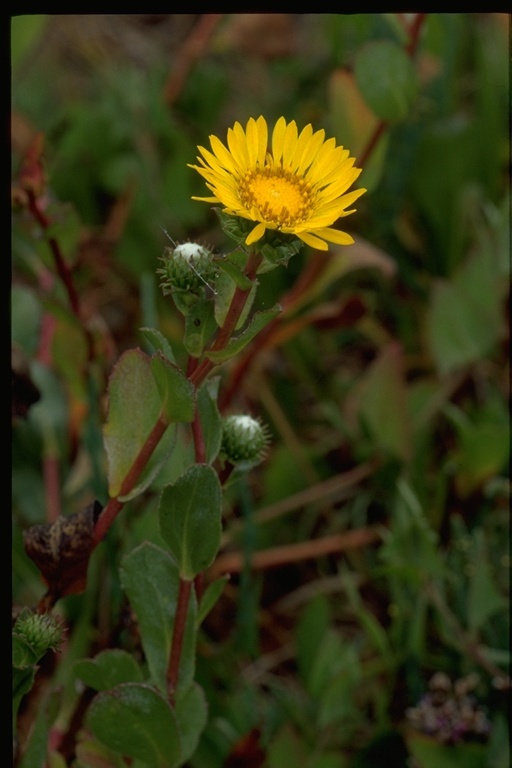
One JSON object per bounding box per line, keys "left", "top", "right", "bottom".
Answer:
{"left": 239, "top": 167, "right": 313, "bottom": 228}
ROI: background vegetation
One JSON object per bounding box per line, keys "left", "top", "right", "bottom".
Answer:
{"left": 12, "top": 13, "right": 510, "bottom": 768}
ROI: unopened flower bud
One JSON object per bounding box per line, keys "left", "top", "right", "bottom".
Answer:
{"left": 14, "top": 609, "right": 64, "bottom": 658}
{"left": 220, "top": 414, "right": 270, "bottom": 467}
{"left": 158, "top": 242, "right": 218, "bottom": 295}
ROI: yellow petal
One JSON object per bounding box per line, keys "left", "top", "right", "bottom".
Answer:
{"left": 255, "top": 115, "right": 268, "bottom": 166}
{"left": 271, "top": 117, "right": 287, "bottom": 165}
{"left": 245, "top": 221, "right": 267, "bottom": 245}
{"left": 209, "top": 135, "right": 239, "bottom": 173}
{"left": 227, "top": 123, "right": 249, "bottom": 169}
{"left": 289, "top": 123, "right": 313, "bottom": 172}
{"left": 191, "top": 195, "right": 220, "bottom": 203}
{"left": 314, "top": 227, "right": 354, "bottom": 245}
{"left": 296, "top": 128, "right": 326, "bottom": 175}
{"left": 281, "top": 120, "right": 298, "bottom": 168}
{"left": 297, "top": 231, "right": 329, "bottom": 250}
{"left": 245, "top": 117, "right": 259, "bottom": 167}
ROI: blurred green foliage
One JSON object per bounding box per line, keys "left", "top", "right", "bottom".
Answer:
{"left": 12, "top": 13, "right": 509, "bottom": 768}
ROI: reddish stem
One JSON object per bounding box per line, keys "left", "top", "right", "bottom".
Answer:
{"left": 92, "top": 414, "right": 169, "bottom": 547}
{"left": 167, "top": 577, "right": 193, "bottom": 701}
{"left": 405, "top": 13, "right": 427, "bottom": 57}
{"left": 358, "top": 13, "right": 427, "bottom": 170}
{"left": 190, "top": 250, "right": 264, "bottom": 387}
{"left": 163, "top": 14, "right": 223, "bottom": 105}
{"left": 192, "top": 405, "right": 206, "bottom": 464}
{"left": 27, "top": 191, "right": 81, "bottom": 318}
{"left": 358, "top": 120, "right": 388, "bottom": 170}
{"left": 219, "top": 253, "right": 329, "bottom": 409}
{"left": 194, "top": 572, "right": 205, "bottom": 603}
{"left": 167, "top": 251, "right": 264, "bottom": 697}
{"left": 27, "top": 190, "right": 96, "bottom": 362}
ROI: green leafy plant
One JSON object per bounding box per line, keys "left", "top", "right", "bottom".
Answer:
{"left": 12, "top": 13, "right": 509, "bottom": 768}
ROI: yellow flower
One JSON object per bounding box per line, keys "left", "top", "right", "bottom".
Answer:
{"left": 189, "top": 115, "right": 366, "bottom": 251}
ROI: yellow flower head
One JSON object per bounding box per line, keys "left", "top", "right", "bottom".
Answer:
{"left": 189, "top": 115, "right": 366, "bottom": 251}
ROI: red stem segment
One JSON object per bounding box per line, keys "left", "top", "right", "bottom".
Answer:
{"left": 27, "top": 191, "right": 81, "bottom": 318}
{"left": 405, "top": 12, "right": 427, "bottom": 56}
{"left": 167, "top": 577, "right": 193, "bottom": 702}
{"left": 92, "top": 414, "right": 169, "bottom": 547}
{"left": 358, "top": 14, "right": 427, "bottom": 170}
{"left": 190, "top": 250, "right": 264, "bottom": 387}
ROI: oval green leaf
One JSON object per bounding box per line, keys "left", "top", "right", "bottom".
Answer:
{"left": 355, "top": 40, "right": 418, "bottom": 122}
{"left": 103, "top": 349, "right": 175, "bottom": 499}
{"left": 159, "top": 465, "right": 222, "bottom": 580}
{"left": 175, "top": 683, "right": 208, "bottom": 764}
{"left": 120, "top": 543, "right": 179, "bottom": 692}
{"left": 86, "top": 683, "right": 181, "bottom": 768}
{"left": 150, "top": 352, "right": 195, "bottom": 424}
{"left": 74, "top": 649, "right": 143, "bottom": 692}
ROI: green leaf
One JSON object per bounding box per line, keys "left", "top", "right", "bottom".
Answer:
{"left": 12, "top": 633, "right": 39, "bottom": 669}
{"left": 380, "top": 479, "right": 441, "bottom": 579}
{"left": 197, "top": 575, "right": 229, "bottom": 627}
{"left": 486, "top": 714, "right": 510, "bottom": 768}
{"left": 175, "top": 683, "right": 208, "bottom": 764}
{"left": 217, "top": 255, "right": 253, "bottom": 290}
{"left": 11, "top": 285, "right": 42, "bottom": 358}
{"left": 267, "top": 724, "right": 306, "bottom": 768}
{"left": 355, "top": 40, "right": 418, "bottom": 122}
{"left": 213, "top": 208, "right": 303, "bottom": 267}
{"left": 259, "top": 236, "right": 303, "bottom": 268}
{"left": 86, "top": 683, "right": 181, "bottom": 768}
{"left": 308, "top": 629, "right": 346, "bottom": 699}
{"left": 317, "top": 646, "right": 361, "bottom": 728}
{"left": 150, "top": 352, "right": 195, "bottom": 424}
{"left": 446, "top": 398, "right": 510, "bottom": 496}
{"left": 120, "top": 543, "right": 179, "bottom": 692}
{"left": 206, "top": 305, "right": 282, "bottom": 363}
{"left": 406, "top": 734, "right": 486, "bottom": 768}
{"left": 214, "top": 251, "right": 256, "bottom": 330}
{"left": 342, "top": 568, "right": 392, "bottom": 658}
{"left": 196, "top": 378, "right": 222, "bottom": 464}
{"left": 427, "top": 249, "right": 507, "bottom": 375}
{"left": 214, "top": 208, "right": 252, "bottom": 245}
{"left": 328, "top": 69, "right": 388, "bottom": 192}
{"left": 44, "top": 202, "right": 82, "bottom": 265}
{"left": 140, "top": 327, "right": 177, "bottom": 364}
{"left": 295, "top": 595, "right": 331, "bottom": 689}
{"left": 51, "top": 314, "right": 88, "bottom": 401}
{"left": 467, "top": 529, "right": 508, "bottom": 633}
{"left": 12, "top": 653, "right": 36, "bottom": 727}
{"left": 103, "top": 349, "right": 177, "bottom": 499}
{"left": 75, "top": 735, "right": 126, "bottom": 768}
{"left": 120, "top": 544, "right": 198, "bottom": 696}
{"left": 11, "top": 15, "right": 49, "bottom": 69}
{"left": 309, "top": 754, "right": 349, "bottom": 768}
{"left": 17, "top": 689, "right": 60, "bottom": 768}
{"left": 358, "top": 342, "right": 411, "bottom": 461}
{"left": 159, "top": 465, "right": 222, "bottom": 580}
{"left": 183, "top": 298, "right": 219, "bottom": 357}
{"left": 74, "top": 649, "right": 144, "bottom": 691}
